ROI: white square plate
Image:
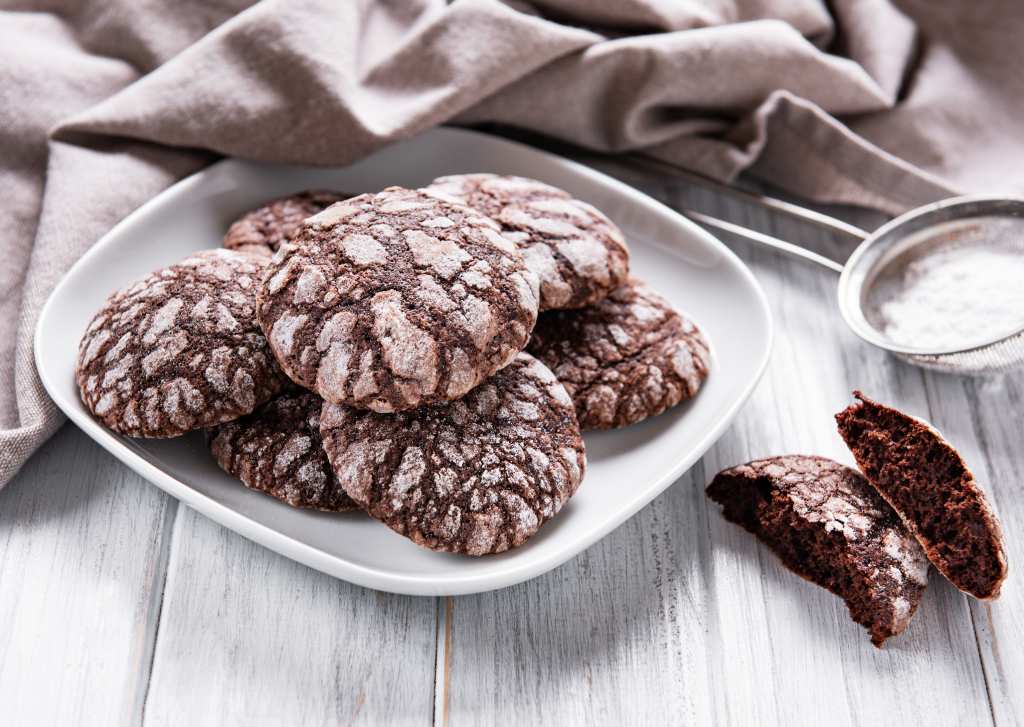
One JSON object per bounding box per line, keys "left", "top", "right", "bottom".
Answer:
{"left": 35, "top": 127, "right": 771, "bottom": 595}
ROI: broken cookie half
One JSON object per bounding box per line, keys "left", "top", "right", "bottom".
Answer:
{"left": 836, "top": 391, "right": 1008, "bottom": 600}
{"left": 707, "top": 454, "right": 929, "bottom": 647}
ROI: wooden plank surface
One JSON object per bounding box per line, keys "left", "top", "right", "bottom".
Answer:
{"left": 140, "top": 505, "right": 437, "bottom": 726}
{"left": 1, "top": 156, "right": 1021, "bottom": 727}
{"left": 0, "top": 425, "right": 175, "bottom": 726}
{"left": 925, "top": 376, "right": 1024, "bottom": 727}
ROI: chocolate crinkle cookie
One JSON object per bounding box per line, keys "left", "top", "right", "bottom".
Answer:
{"left": 707, "top": 455, "right": 930, "bottom": 647}
{"left": 527, "top": 278, "right": 709, "bottom": 430}
{"left": 836, "top": 391, "right": 1008, "bottom": 600}
{"left": 257, "top": 186, "right": 540, "bottom": 413}
{"left": 223, "top": 190, "right": 350, "bottom": 256}
{"left": 319, "top": 353, "right": 585, "bottom": 556}
{"left": 425, "top": 173, "right": 629, "bottom": 311}
{"left": 208, "top": 389, "right": 358, "bottom": 512}
{"left": 76, "top": 249, "right": 285, "bottom": 437}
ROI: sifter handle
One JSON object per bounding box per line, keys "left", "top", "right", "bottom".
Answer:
{"left": 683, "top": 209, "right": 846, "bottom": 274}
{"left": 630, "top": 155, "right": 872, "bottom": 243}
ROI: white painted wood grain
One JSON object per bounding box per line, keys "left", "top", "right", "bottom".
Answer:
{"left": 140, "top": 505, "right": 437, "bottom": 727}
{"left": 441, "top": 468, "right": 716, "bottom": 725}
{"left": 0, "top": 425, "right": 175, "bottom": 726}
{"left": 922, "top": 374, "right": 1024, "bottom": 727}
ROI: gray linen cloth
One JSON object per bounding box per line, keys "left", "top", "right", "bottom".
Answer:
{"left": 2, "top": 0, "right": 1022, "bottom": 484}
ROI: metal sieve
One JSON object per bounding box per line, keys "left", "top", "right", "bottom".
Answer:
{"left": 677, "top": 187, "right": 1024, "bottom": 376}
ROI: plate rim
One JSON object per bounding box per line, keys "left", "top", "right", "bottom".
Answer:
{"left": 34, "top": 126, "right": 774, "bottom": 596}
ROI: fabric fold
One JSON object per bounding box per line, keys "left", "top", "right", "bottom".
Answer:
{"left": 2, "top": 0, "right": 1024, "bottom": 484}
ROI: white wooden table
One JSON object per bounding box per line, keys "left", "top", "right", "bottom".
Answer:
{"left": 1, "top": 152, "right": 1020, "bottom": 727}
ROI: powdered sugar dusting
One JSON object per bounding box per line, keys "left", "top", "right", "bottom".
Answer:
{"left": 76, "top": 249, "right": 283, "bottom": 437}
{"left": 424, "top": 173, "right": 630, "bottom": 310}
{"left": 342, "top": 233, "right": 388, "bottom": 266}
{"left": 389, "top": 447, "right": 427, "bottom": 508}
{"left": 257, "top": 186, "right": 538, "bottom": 412}
{"left": 271, "top": 312, "right": 308, "bottom": 357}
{"left": 319, "top": 353, "right": 585, "bottom": 555}
{"left": 142, "top": 297, "right": 183, "bottom": 345}
{"left": 406, "top": 229, "right": 470, "bottom": 279}
{"left": 208, "top": 390, "right": 358, "bottom": 512}
{"left": 223, "top": 190, "right": 348, "bottom": 255}
{"left": 528, "top": 278, "right": 709, "bottom": 430}
{"left": 882, "top": 527, "right": 930, "bottom": 586}
{"left": 709, "top": 454, "right": 930, "bottom": 646}
{"left": 870, "top": 225, "right": 1024, "bottom": 350}
{"left": 371, "top": 291, "right": 439, "bottom": 404}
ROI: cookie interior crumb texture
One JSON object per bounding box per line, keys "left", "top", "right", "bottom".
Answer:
{"left": 76, "top": 249, "right": 285, "bottom": 437}
{"left": 527, "top": 277, "right": 709, "bottom": 429}
{"left": 835, "top": 391, "right": 1008, "bottom": 600}
{"left": 707, "top": 455, "right": 930, "bottom": 647}
{"left": 208, "top": 389, "right": 359, "bottom": 512}
{"left": 223, "top": 190, "right": 350, "bottom": 256}
{"left": 425, "top": 173, "right": 630, "bottom": 311}
{"left": 319, "top": 353, "right": 585, "bottom": 556}
{"left": 257, "top": 186, "right": 540, "bottom": 413}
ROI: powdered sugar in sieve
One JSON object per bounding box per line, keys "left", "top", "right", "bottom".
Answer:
{"left": 862, "top": 217, "right": 1024, "bottom": 352}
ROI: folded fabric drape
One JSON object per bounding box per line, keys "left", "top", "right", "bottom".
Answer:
{"left": 2, "top": 0, "right": 1021, "bottom": 484}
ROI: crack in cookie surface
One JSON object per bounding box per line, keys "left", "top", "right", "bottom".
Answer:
{"left": 319, "top": 353, "right": 585, "bottom": 555}
{"left": 208, "top": 389, "right": 358, "bottom": 512}
{"left": 425, "top": 174, "right": 629, "bottom": 311}
{"left": 257, "top": 186, "right": 540, "bottom": 412}
{"left": 527, "top": 278, "right": 709, "bottom": 429}
{"left": 76, "top": 249, "right": 285, "bottom": 437}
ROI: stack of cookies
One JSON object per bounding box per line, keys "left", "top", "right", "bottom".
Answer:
{"left": 76, "top": 174, "right": 711, "bottom": 556}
